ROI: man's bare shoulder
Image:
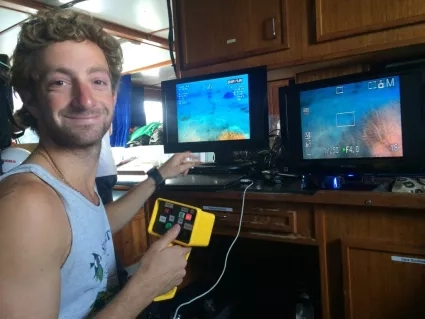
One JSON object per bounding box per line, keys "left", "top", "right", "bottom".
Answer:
{"left": 0, "top": 173, "right": 69, "bottom": 249}
{"left": 0, "top": 172, "right": 63, "bottom": 210}
{"left": 0, "top": 173, "right": 66, "bottom": 318}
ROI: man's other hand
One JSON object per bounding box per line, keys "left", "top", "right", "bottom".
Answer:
{"left": 158, "top": 152, "right": 201, "bottom": 179}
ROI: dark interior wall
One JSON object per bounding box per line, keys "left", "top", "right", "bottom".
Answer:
{"left": 0, "top": 54, "right": 13, "bottom": 149}
{"left": 144, "top": 87, "right": 162, "bottom": 102}
{"left": 130, "top": 85, "right": 145, "bottom": 127}
{"left": 130, "top": 85, "right": 162, "bottom": 128}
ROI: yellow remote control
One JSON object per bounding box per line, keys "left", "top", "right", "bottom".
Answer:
{"left": 147, "top": 197, "right": 215, "bottom": 301}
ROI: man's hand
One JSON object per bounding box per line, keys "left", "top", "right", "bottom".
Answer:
{"left": 106, "top": 152, "right": 200, "bottom": 234}
{"left": 131, "top": 224, "right": 191, "bottom": 297}
{"left": 97, "top": 225, "right": 191, "bottom": 318}
{"left": 158, "top": 152, "right": 201, "bottom": 179}
{"left": 106, "top": 152, "right": 200, "bottom": 233}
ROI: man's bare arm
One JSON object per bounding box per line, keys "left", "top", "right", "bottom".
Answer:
{"left": 105, "top": 177, "right": 156, "bottom": 233}
{"left": 96, "top": 225, "right": 191, "bottom": 319}
{"left": 106, "top": 152, "right": 199, "bottom": 234}
{"left": 0, "top": 180, "right": 67, "bottom": 319}
{"left": 95, "top": 274, "right": 157, "bottom": 318}
{"left": 0, "top": 176, "right": 187, "bottom": 319}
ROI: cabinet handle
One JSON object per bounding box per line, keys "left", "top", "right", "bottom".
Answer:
{"left": 264, "top": 17, "right": 277, "bottom": 40}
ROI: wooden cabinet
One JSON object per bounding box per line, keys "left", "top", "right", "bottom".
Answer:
{"left": 313, "top": 0, "right": 425, "bottom": 42}
{"left": 112, "top": 183, "right": 425, "bottom": 318}
{"left": 174, "top": 0, "right": 425, "bottom": 77}
{"left": 304, "top": 0, "right": 425, "bottom": 61}
{"left": 176, "top": 0, "right": 290, "bottom": 69}
{"left": 341, "top": 240, "right": 425, "bottom": 319}
{"left": 145, "top": 192, "right": 318, "bottom": 246}
{"left": 112, "top": 207, "right": 147, "bottom": 267}
{"left": 321, "top": 204, "right": 425, "bottom": 319}
{"left": 142, "top": 189, "right": 425, "bottom": 319}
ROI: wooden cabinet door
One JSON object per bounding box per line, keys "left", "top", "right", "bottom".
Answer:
{"left": 323, "top": 205, "right": 425, "bottom": 319}
{"left": 304, "top": 0, "right": 425, "bottom": 61}
{"left": 315, "top": 0, "right": 425, "bottom": 42}
{"left": 341, "top": 239, "right": 425, "bottom": 319}
{"left": 176, "top": 0, "right": 289, "bottom": 69}
{"left": 113, "top": 208, "right": 148, "bottom": 267}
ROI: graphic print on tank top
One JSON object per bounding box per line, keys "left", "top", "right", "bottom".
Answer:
{"left": 87, "top": 229, "right": 120, "bottom": 317}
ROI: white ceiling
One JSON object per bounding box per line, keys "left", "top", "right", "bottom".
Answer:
{"left": 0, "top": 0, "right": 176, "bottom": 86}
{"left": 34, "top": 0, "right": 172, "bottom": 34}
{"left": 121, "top": 41, "right": 171, "bottom": 75}
{"left": 131, "top": 64, "right": 176, "bottom": 86}
{"left": 0, "top": 7, "right": 32, "bottom": 57}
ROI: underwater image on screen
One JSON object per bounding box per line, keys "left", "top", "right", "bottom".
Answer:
{"left": 176, "top": 74, "right": 250, "bottom": 143}
{"left": 300, "top": 75, "right": 403, "bottom": 159}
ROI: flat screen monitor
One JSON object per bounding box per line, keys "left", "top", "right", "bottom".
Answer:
{"left": 279, "top": 68, "right": 425, "bottom": 176}
{"left": 162, "top": 66, "right": 269, "bottom": 165}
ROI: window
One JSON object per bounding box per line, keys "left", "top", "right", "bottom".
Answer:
{"left": 144, "top": 100, "right": 163, "bottom": 124}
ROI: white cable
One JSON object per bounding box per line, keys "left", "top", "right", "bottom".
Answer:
{"left": 172, "top": 180, "right": 254, "bottom": 319}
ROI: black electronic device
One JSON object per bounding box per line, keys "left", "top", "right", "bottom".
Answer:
{"left": 188, "top": 161, "right": 253, "bottom": 175}
{"left": 162, "top": 174, "right": 243, "bottom": 190}
{"left": 300, "top": 174, "right": 390, "bottom": 191}
{"left": 161, "top": 66, "right": 269, "bottom": 168}
{"left": 279, "top": 67, "right": 425, "bottom": 177}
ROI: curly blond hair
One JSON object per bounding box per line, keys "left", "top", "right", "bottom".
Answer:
{"left": 10, "top": 9, "right": 123, "bottom": 133}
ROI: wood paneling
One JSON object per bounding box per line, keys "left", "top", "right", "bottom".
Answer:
{"left": 113, "top": 208, "right": 147, "bottom": 267}
{"left": 175, "top": 0, "right": 303, "bottom": 76}
{"left": 122, "top": 60, "right": 172, "bottom": 75}
{"left": 296, "top": 64, "right": 370, "bottom": 84}
{"left": 177, "top": 0, "right": 290, "bottom": 69}
{"left": 174, "top": 0, "right": 425, "bottom": 78}
{"left": 315, "top": 0, "right": 425, "bottom": 42}
{"left": 303, "top": 0, "right": 425, "bottom": 62}
{"left": 141, "top": 189, "right": 425, "bottom": 319}
{"left": 341, "top": 239, "right": 425, "bottom": 319}
{"left": 323, "top": 205, "right": 425, "bottom": 319}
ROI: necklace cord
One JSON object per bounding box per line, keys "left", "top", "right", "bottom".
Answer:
{"left": 32, "top": 146, "right": 97, "bottom": 203}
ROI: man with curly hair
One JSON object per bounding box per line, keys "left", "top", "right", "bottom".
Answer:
{"left": 0, "top": 9, "right": 198, "bottom": 319}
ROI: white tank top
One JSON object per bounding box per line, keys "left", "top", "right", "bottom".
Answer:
{"left": 0, "top": 164, "right": 120, "bottom": 318}
{"left": 96, "top": 133, "right": 117, "bottom": 177}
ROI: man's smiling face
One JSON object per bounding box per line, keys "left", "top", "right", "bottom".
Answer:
{"left": 28, "top": 40, "right": 116, "bottom": 148}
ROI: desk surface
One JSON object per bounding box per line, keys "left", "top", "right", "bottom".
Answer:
{"left": 116, "top": 177, "right": 425, "bottom": 211}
